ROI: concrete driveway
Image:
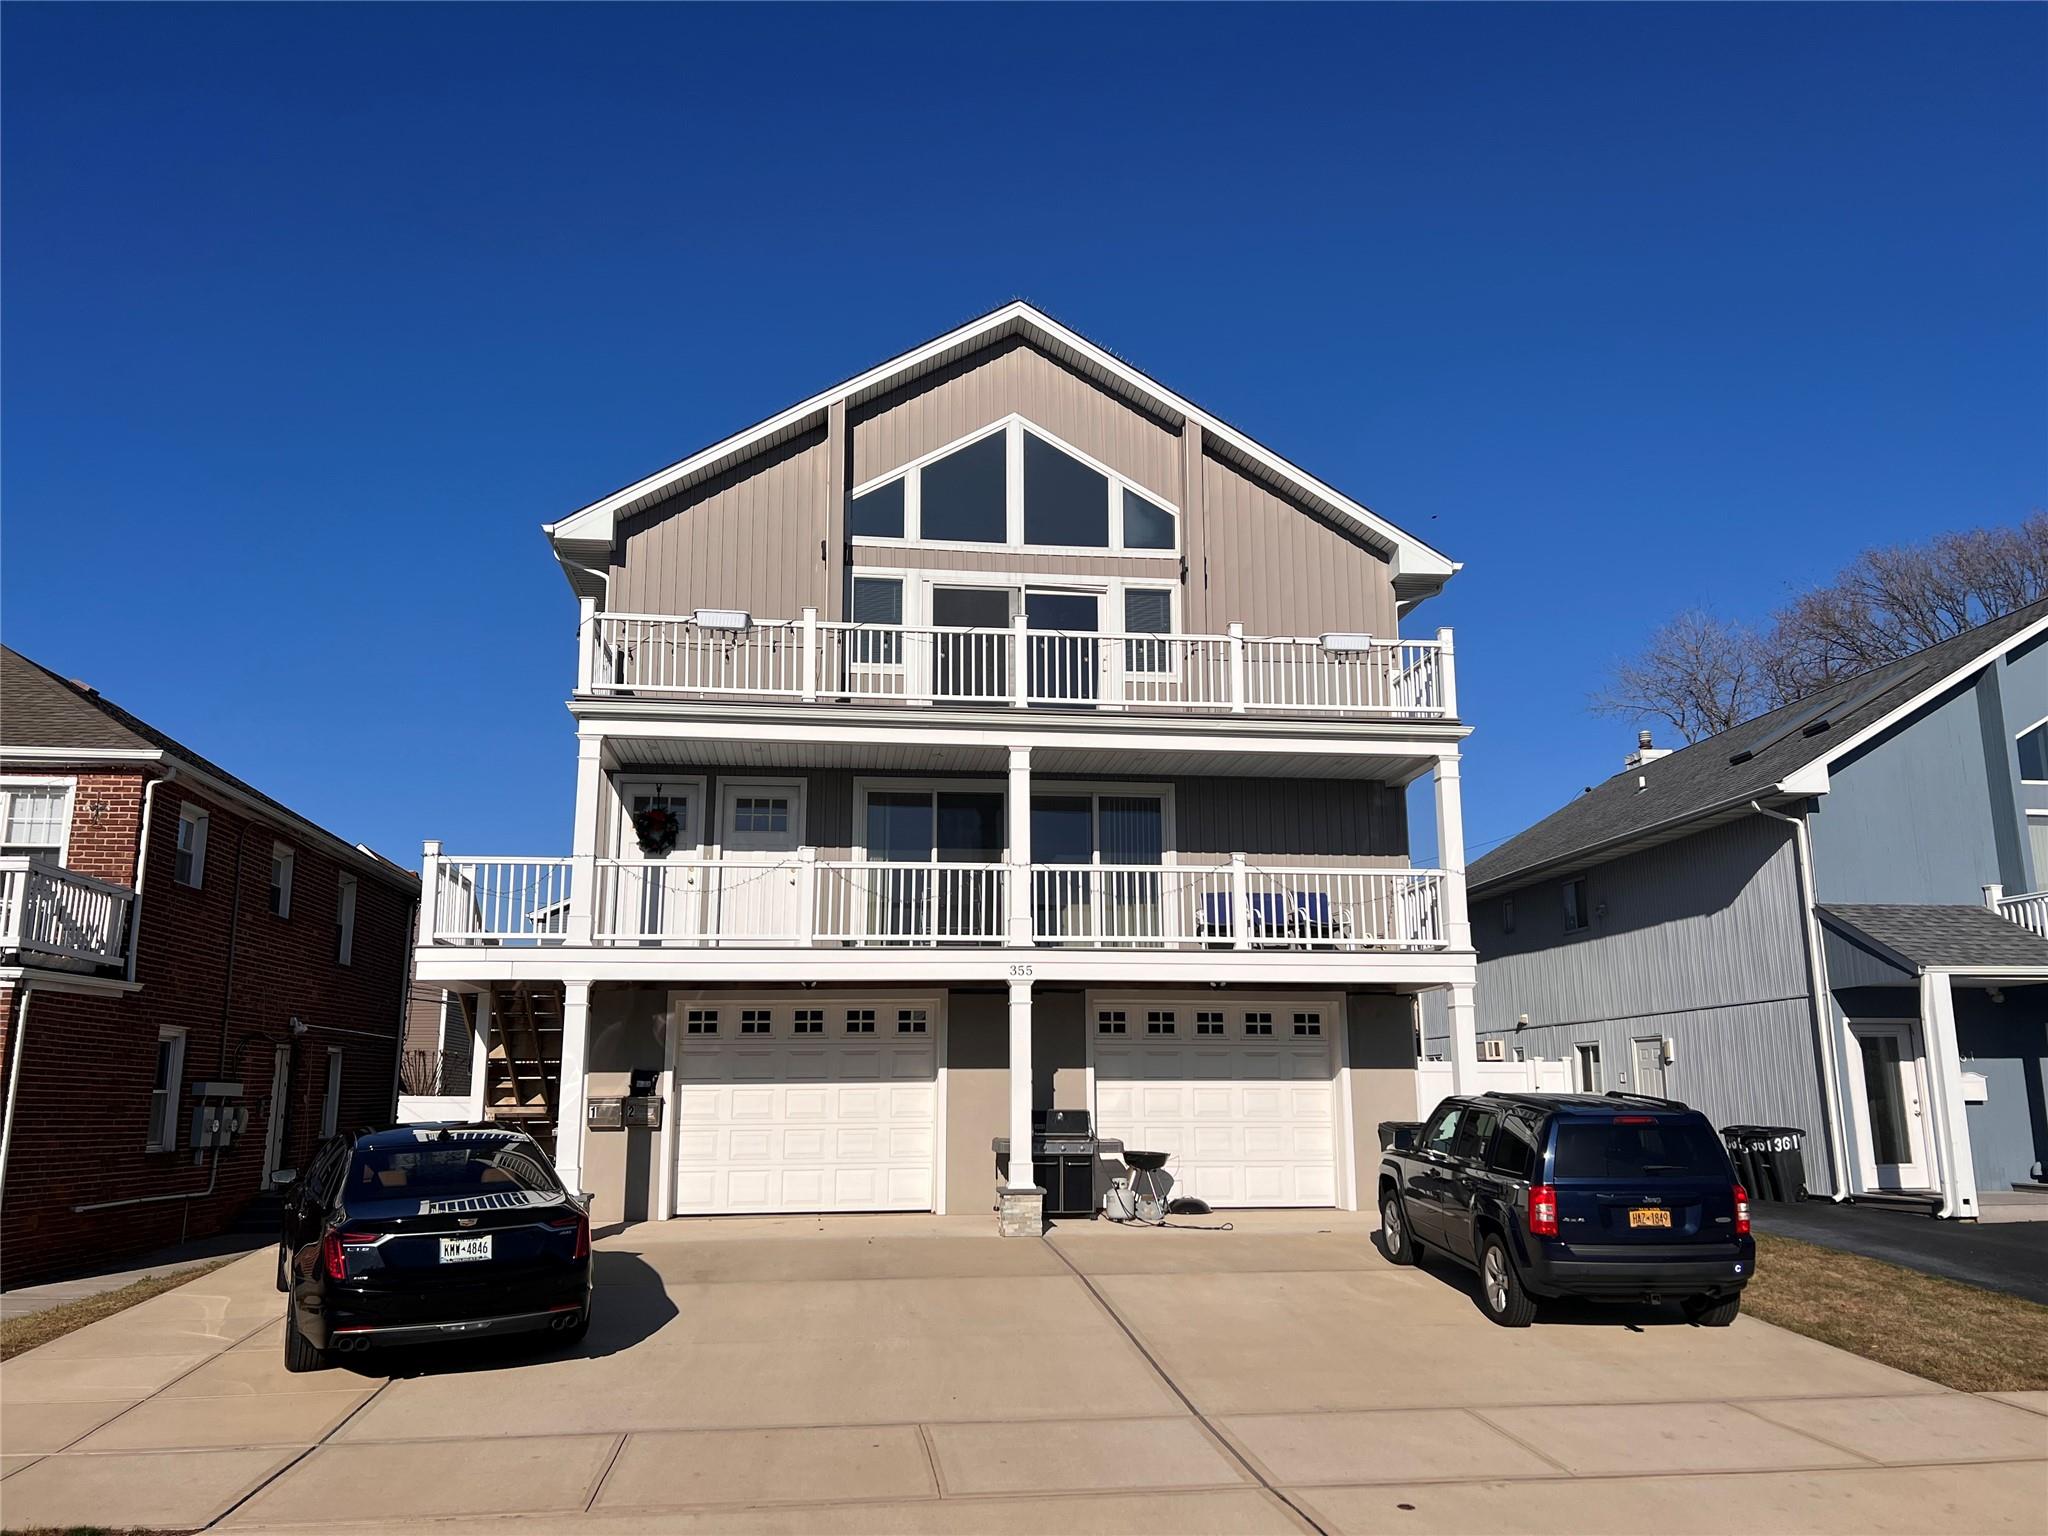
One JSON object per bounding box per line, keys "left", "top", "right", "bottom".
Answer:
{"left": 3, "top": 1212, "right": 2044, "bottom": 1534}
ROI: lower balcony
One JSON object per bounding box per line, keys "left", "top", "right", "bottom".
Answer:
{"left": 0, "top": 857, "right": 135, "bottom": 972}
{"left": 423, "top": 855, "right": 1450, "bottom": 953}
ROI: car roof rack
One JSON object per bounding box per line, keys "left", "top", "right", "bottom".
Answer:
{"left": 1601, "top": 1089, "right": 1690, "bottom": 1110}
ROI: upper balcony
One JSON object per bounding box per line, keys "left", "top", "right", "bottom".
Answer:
{"left": 0, "top": 857, "right": 135, "bottom": 974}
{"left": 1992, "top": 885, "right": 2047, "bottom": 941}
{"left": 578, "top": 610, "right": 1457, "bottom": 724}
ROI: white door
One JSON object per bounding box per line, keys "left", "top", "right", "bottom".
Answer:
{"left": 1092, "top": 1002, "right": 1338, "bottom": 1207}
{"left": 673, "top": 1001, "right": 937, "bottom": 1214}
{"left": 1848, "top": 1021, "right": 1932, "bottom": 1190}
{"left": 716, "top": 782, "right": 804, "bottom": 942}
{"left": 260, "top": 1045, "right": 291, "bottom": 1187}
{"left": 1630, "top": 1038, "right": 1667, "bottom": 1098}
{"left": 615, "top": 783, "right": 703, "bottom": 942}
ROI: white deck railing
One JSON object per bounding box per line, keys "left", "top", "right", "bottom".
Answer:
{"left": 1995, "top": 889, "right": 2048, "bottom": 941}
{"left": 421, "top": 851, "right": 1450, "bottom": 953}
{"left": 587, "top": 611, "right": 1456, "bottom": 719}
{"left": 0, "top": 857, "right": 135, "bottom": 969}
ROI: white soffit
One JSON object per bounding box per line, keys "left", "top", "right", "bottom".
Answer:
{"left": 543, "top": 302, "right": 1459, "bottom": 598}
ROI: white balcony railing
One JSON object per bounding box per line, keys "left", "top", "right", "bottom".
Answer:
{"left": 421, "top": 852, "right": 1450, "bottom": 953}
{"left": 586, "top": 611, "right": 1456, "bottom": 720}
{"left": 1995, "top": 889, "right": 2047, "bottom": 940}
{"left": 0, "top": 857, "right": 135, "bottom": 969}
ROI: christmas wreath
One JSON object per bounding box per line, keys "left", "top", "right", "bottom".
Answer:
{"left": 630, "top": 805, "right": 682, "bottom": 855}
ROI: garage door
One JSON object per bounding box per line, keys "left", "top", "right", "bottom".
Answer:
{"left": 1093, "top": 1003, "right": 1337, "bottom": 1207}
{"left": 673, "top": 1002, "right": 937, "bottom": 1215}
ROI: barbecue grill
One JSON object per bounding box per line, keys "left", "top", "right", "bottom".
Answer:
{"left": 992, "top": 1111, "right": 1124, "bottom": 1218}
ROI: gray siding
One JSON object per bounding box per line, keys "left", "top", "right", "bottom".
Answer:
{"left": 1810, "top": 664, "right": 2034, "bottom": 905}
{"left": 1457, "top": 815, "right": 1838, "bottom": 1194}
{"left": 851, "top": 337, "right": 1181, "bottom": 502}
{"left": 610, "top": 428, "right": 833, "bottom": 617}
{"left": 609, "top": 768, "right": 1405, "bottom": 867}
{"left": 1955, "top": 984, "right": 2048, "bottom": 1192}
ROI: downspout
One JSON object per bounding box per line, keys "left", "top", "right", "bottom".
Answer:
{"left": 1751, "top": 801, "right": 1852, "bottom": 1201}
{"left": 0, "top": 984, "right": 37, "bottom": 1203}
{"left": 125, "top": 768, "right": 174, "bottom": 983}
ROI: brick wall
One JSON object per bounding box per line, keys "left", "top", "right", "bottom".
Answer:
{"left": 0, "top": 765, "right": 417, "bottom": 1288}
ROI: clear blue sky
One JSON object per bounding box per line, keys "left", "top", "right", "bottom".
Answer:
{"left": 5, "top": 4, "right": 2043, "bottom": 868}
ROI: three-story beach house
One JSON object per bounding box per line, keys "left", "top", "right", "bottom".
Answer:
{"left": 411, "top": 304, "right": 1481, "bottom": 1232}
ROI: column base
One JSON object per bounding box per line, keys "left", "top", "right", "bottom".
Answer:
{"left": 998, "top": 1184, "right": 1045, "bottom": 1238}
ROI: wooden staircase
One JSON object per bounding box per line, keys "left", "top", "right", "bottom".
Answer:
{"left": 484, "top": 983, "right": 564, "bottom": 1156}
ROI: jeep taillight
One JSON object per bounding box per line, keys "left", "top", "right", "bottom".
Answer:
{"left": 1733, "top": 1184, "right": 1750, "bottom": 1237}
{"left": 1529, "top": 1183, "right": 1558, "bottom": 1237}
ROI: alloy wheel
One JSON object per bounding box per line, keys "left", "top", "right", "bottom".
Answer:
{"left": 1484, "top": 1248, "right": 1509, "bottom": 1313}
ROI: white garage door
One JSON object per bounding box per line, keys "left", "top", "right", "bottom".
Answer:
{"left": 673, "top": 1002, "right": 937, "bottom": 1215}
{"left": 1093, "top": 1003, "right": 1337, "bottom": 1208}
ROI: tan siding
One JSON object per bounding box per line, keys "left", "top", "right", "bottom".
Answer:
{"left": 852, "top": 337, "right": 1181, "bottom": 501}
{"left": 853, "top": 547, "right": 1180, "bottom": 580}
{"left": 610, "top": 428, "right": 832, "bottom": 617}
{"left": 1196, "top": 452, "right": 1396, "bottom": 637}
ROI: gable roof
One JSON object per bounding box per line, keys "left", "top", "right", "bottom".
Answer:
{"left": 543, "top": 300, "right": 1460, "bottom": 609}
{"left": 1818, "top": 904, "right": 2048, "bottom": 974}
{"left": 1471, "top": 596, "right": 2048, "bottom": 896}
{"left": 0, "top": 646, "right": 416, "bottom": 887}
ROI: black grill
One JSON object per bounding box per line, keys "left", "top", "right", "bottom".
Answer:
{"left": 991, "top": 1112, "right": 1125, "bottom": 1218}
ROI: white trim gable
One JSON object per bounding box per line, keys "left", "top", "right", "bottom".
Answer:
{"left": 543, "top": 302, "right": 1458, "bottom": 601}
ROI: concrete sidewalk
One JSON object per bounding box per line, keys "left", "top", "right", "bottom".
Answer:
{"left": 1, "top": 1230, "right": 270, "bottom": 1320}
{"left": 1, "top": 1212, "right": 2042, "bottom": 1534}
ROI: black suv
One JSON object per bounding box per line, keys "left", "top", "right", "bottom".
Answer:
{"left": 278, "top": 1124, "right": 594, "bottom": 1372}
{"left": 1378, "top": 1093, "right": 1753, "bottom": 1327}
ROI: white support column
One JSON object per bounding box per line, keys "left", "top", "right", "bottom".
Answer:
{"left": 575, "top": 596, "right": 598, "bottom": 694}
{"left": 565, "top": 735, "right": 603, "bottom": 945}
{"left": 1982, "top": 883, "right": 2004, "bottom": 909}
{"left": 798, "top": 845, "right": 818, "bottom": 945}
{"left": 1446, "top": 982, "right": 1481, "bottom": 1096}
{"left": 1920, "top": 972, "right": 1979, "bottom": 1220}
{"left": 556, "top": 980, "right": 593, "bottom": 1197}
{"left": 1007, "top": 746, "right": 1033, "bottom": 945}
{"left": 1007, "top": 978, "right": 1040, "bottom": 1220}
{"left": 1436, "top": 626, "right": 1458, "bottom": 719}
{"left": 1433, "top": 753, "right": 1472, "bottom": 951}
{"left": 418, "top": 840, "right": 442, "bottom": 947}
{"left": 466, "top": 990, "right": 491, "bottom": 1122}
{"left": 1230, "top": 851, "right": 1250, "bottom": 949}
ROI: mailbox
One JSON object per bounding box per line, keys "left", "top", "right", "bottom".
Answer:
{"left": 622, "top": 1097, "right": 662, "bottom": 1130}
{"left": 587, "top": 1099, "right": 626, "bottom": 1132}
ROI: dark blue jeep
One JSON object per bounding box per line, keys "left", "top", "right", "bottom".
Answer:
{"left": 1378, "top": 1093, "right": 1754, "bottom": 1327}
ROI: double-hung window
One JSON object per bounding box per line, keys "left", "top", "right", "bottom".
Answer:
{"left": 270, "top": 845, "right": 294, "bottom": 918}
{"left": 175, "top": 805, "right": 208, "bottom": 887}
{"left": 148, "top": 1028, "right": 186, "bottom": 1151}
{"left": 0, "top": 781, "right": 70, "bottom": 863}
{"left": 336, "top": 874, "right": 358, "bottom": 965}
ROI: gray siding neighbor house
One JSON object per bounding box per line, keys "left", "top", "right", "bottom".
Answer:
{"left": 1437, "top": 597, "right": 2048, "bottom": 1218}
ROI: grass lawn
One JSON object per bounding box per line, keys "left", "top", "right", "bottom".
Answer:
{"left": 0, "top": 1256, "right": 240, "bottom": 1362}
{"left": 1747, "top": 1233, "right": 2048, "bottom": 1393}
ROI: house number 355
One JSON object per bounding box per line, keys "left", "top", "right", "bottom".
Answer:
{"left": 1008, "top": 963, "right": 1034, "bottom": 978}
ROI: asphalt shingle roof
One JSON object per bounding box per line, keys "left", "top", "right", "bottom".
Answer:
{"left": 1470, "top": 597, "right": 2048, "bottom": 894}
{"left": 1818, "top": 904, "right": 2048, "bottom": 972}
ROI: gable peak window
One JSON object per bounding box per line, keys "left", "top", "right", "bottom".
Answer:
{"left": 2019, "top": 720, "right": 2048, "bottom": 783}
{"left": 851, "top": 419, "right": 1178, "bottom": 555}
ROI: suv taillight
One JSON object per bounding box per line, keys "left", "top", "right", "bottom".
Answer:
{"left": 1529, "top": 1183, "right": 1558, "bottom": 1237}
{"left": 1733, "top": 1185, "right": 1751, "bottom": 1237}
{"left": 323, "top": 1229, "right": 378, "bottom": 1280}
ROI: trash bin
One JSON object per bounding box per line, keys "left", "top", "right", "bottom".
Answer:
{"left": 1721, "top": 1125, "right": 1808, "bottom": 1202}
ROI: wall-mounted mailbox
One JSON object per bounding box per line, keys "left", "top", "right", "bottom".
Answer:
{"left": 622, "top": 1097, "right": 662, "bottom": 1130}
{"left": 630, "top": 1068, "right": 659, "bottom": 1097}
{"left": 1961, "top": 1071, "right": 1988, "bottom": 1105}
{"left": 587, "top": 1099, "right": 626, "bottom": 1132}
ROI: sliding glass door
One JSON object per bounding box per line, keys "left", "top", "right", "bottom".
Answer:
{"left": 863, "top": 789, "right": 1005, "bottom": 939}
{"left": 1030, "top": 793, "right": 1164, "bottom": 941}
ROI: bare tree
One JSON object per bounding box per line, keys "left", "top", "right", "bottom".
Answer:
{"left": 1591, "top": 608, "right": 1769, "bottom": 742}
{"left": 1597, "top": 513, "right": 2048, "bottom": 742}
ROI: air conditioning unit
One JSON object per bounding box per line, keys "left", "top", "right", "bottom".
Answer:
{"left": 1478, "top": 1039, "right": 1507, "bottom": 1063}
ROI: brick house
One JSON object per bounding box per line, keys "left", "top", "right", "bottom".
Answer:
{"left": 0, "top": 647, "right": 418, "bottom": 1287}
